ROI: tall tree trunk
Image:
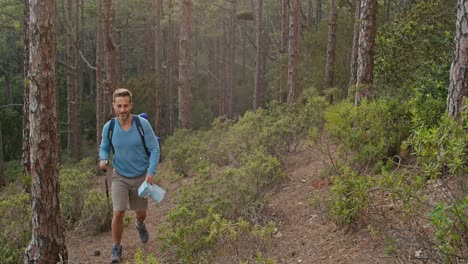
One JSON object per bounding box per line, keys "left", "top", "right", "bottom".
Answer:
{"left": 75, "top": 0, "right": 83, "bottom": 160}
{"left": 287, "top": 0, "right": 301, "bottom": 105}
{"left": 325, "top": 0, "right": 338, "bottom": 88}
{"left": 178, "top": 0, "right": 192, "bottom": 129}
{"left": 254, "top": 0, "right": 266, "bottom": 109}
{"left": 280, "top": 0, "right": 288, "bottom": 53}
{"left": 349, "top": 0, "right": 361, "bottom": 88}
{"left": 167, "top": 0, "right": 174, "bottom": 134}
{"left": 96, "top": 0, "right": 105, "bottom": 150}
{"left": 5, "top": 72, "right": 13, "bottom": 110}
{"left": 384, "top": 0, "right": 390, "bottom": 22}
{"left": 315, "top": 0, "right": 321, "bottom": 30}
{"left": 23, "top": 0, "right": 68, "bottom": 262}
{"left": 228, "top": 0, "right": 237, "bottom": 119}
{"left": 220, "top": 24, "right": 227, "bottom": 116}
{"left": 66, "top": 0, "right": 76, "bottom": 160}
{"left": 0, "top": 121, "right": 5, "bottom": 187}
{"left": 355, "top": 0, "right": 377, "bottom": 105}
{"left": 307, "top": 0, "right": 314, "bottom": 29}
{"left": 155, "top": 0, "right": 162, "bottom": 135}
{"left": 22, "top": 0, "right": 31, "bottom": 174}
{"left": 448, "top": 0, "right": 468, "bottom": 120}
{"left": 104, "top": 0, "right": 115, "bottom": 117}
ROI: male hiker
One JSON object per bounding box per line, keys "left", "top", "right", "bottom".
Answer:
{"left": 99, "top": 88, "right": 160, "bottom": 263}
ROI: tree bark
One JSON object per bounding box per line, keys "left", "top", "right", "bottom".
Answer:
{"left": 287, "top": 0, "right": 300, "bottom": 105}
{"left": 349, "top": 0, "right": 361, "bottom": 88}
{"left": 254, "top": 0, "right": 266, "bottom": 109}
{"left": 22, "top": 0, "right": 31, "bottom": 174}
{"left": 167, "top": 0, "right": 174, "bottom": 134}
{"left": 448, "top": 0, "right": 468, "bottom": 120}
{"left": 325, "top": 0, "right": 338, "bottom": 88}
{"left": 23, "top": 0, "right": 68, "bottom": 262}
{"left": 96, "top": 0, "right": 105, "bottom": 150}
{"left": 354, "top": 0, "right": 376, "bottom": 105}
{"left": 104, "top": 0, "right": 115, "bottom": 117}
{"left": 178, "top": 0, "right": 192, "bottom": 129}
{"left": 155, "top": 0, "right": 162, "bottom": 135}
{"left": 75, "top": 0, "right": 83, "bottom": 159}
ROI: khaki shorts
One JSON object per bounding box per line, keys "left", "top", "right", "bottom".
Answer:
{"left": 111, "top": 170, "right": 148, "bottom": 211}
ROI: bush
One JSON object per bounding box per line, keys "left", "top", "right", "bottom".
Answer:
{"left": 325, "top": 99, "right": 411, "bottom": 169}
{"left": 78, "top": 190, "right": 112, "bottom": 232}
{"left": 329, "top": 167, "right": 371, "bottom": 226}
{"left": 0, "top": 185, "right": 31, "bottom": 264}
{"left": 60, "top": 163, "right": 94, "bottom": 227}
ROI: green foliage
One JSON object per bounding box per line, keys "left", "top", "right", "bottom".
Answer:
{"left": 430, "top": 196, "right": 468, "bottom": 262}
{"left": 408, "top": 115, "right": 468, "bottom": 179}
{"left": 59, "top": 158, "right": 94, "bottom": 227}
{"left": 330, "top": 167, "right": 371, "bottom": 226}
{"left": 3, "top": 160, "right": 21, "bottom": 184}
{"left": 374, "top": 0, "right": 453, "bottom": 102}
{"left": 0, "top": 185, "right": 31, "bottom": 264}
{"left": 79, "top": 190, "right": 112, "bottom": 232}
{"left": 129, "top": 248, "right": 159, "bottom": 264}
{"left": 0, "top": 108, "right": 22, "bottom": 161}
{"left": 325, "top": 99, "right": 411, "bottom": 168}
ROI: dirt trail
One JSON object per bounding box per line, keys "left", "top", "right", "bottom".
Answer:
{"left": 67, "top": 147, "right": 391, "bottom": 263}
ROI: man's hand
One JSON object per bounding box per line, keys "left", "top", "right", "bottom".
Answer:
{"left": 145, "top": 174, "right": 154, "bottom": 184}
{"left": 99, "top": 160, "right": 109, "bottom": 172}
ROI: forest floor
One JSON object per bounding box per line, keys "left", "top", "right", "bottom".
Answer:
{"left": 67, "top": 143, "right": 393, "bottom": 264}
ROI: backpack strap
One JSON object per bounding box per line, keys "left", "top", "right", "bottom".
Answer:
{"left": 108, "top": 118, "right": 116, "bottom": 154}
{"left": 133, "top": 115, "right": 151, "bottom": 156}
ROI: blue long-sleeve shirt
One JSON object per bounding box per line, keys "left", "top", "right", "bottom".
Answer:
{"left": 99, "top": 116, "right": 160, "bottom": 177}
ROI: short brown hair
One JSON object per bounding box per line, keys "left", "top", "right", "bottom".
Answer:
{"left": 113, "top": 88, "right": 133, "bottom": 102}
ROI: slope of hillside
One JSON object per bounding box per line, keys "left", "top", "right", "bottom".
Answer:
{"left": 67, "top": 146, "right": 391, "bottom": 263}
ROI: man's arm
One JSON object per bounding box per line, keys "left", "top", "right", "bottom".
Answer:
{"left": 142, "top": 119, "right": 160, "bottom": 183}
{"left": 98, "top": 122, "right": 111, "bottom": 170}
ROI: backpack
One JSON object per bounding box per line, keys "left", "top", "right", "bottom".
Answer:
{"left": 108, "top": 114, "right": 150, "bottom": 156}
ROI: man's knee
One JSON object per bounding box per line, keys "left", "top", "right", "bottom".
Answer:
{"left": 113, "top": 211, "right": 125, "bottom": 220}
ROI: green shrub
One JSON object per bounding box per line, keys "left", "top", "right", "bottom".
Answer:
{"left": 79, "top": 190, "right": 112, "bottom": 232}
{"left": 330, "top": 167, "right": 371, "bottom": 226}
{"left": 325, "top": 99, "right": 411, "bottom": 169}
{"left": 430, "top": 196, "right": 468, "bottom": 262}
{"left": 128, "top": 248, "right": 159, "bottom": 264}
{"left": 0, "top": 185, "right": 31, "bottom": 264}
{"left": 60, "top": 164, "right": 93, "bottom": 226}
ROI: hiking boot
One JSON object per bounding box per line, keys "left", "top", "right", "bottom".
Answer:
{"left": 110, "top": 244, "right": 122, "bottom": 263}
{"left": 136, "top": 221, "right": 149, "bottom": 243}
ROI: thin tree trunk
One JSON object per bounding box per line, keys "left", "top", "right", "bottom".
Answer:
{"left": 5, "top": 72, "right": 13, "bottom": 110}
{"left": 254, "top": 0, "right": 266, "bottom": 109}
{"left": 355, "top": 0, "right": 377, "bottom": 105}
{"left": 307, "top": 0, "right": 314, "bottom": 29}
{"left": 104, "top": 0, "right": 115, "bottom": 117}
{"left": 155, "top": 0, "right": 162, "bottom": 135}
{"left": 220, "top": 24, "right": 227, "bottom": 116}
{"left": 315, "top": 0, "right": 321, "bottom": 30}
{"left": 167, "top": 0, "right": 174, "bottom": 134}
{"left": 349, "top": 0, "right": 361, "bottom": 88}
{"left": 178, "top": 0, "right": 192, "bottom": 129}
{"left": 228, "top": 0, "right": 237, "bottom": 119}
{"left": 75, "top": 0, "right": 83, "bottom": 159}
{"left": 287, "top": 0, "right": 300, "bottom": 105}
{"left": 23, "top": 0, "right": 68, "bottom": 262}
{"left": 325, "top": 0, "right": 338, "bottom": 88}
{"left": 448, "top": 0, "right": 468, "bottom": 120}
{"left": 280, "top": 0, "right": 287, "bottom": 53}
{"left": 96, "top": 0, "right": 105, "bottom": 150}
{"left": 22, "top": 0, "right": 30, "bottom": 174}
{"left": 66, "top": 0, "right": 76, "bottom": 159}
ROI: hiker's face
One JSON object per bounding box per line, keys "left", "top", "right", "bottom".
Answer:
{"left": 113, "top": 96, "right": 132, "bottom": 122}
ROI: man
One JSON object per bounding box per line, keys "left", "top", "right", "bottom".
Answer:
{"left": 99, "top": 88, "right": 160, "bottom": 263}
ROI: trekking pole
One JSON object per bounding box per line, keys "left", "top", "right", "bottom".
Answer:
{"left": 100, "top": 160, "right": 111, "bottom": 214}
